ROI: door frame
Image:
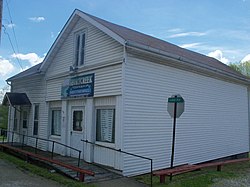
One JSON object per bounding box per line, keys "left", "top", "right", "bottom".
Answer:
{"left": 69, "top": 106, "right": 86, "bottom": 158}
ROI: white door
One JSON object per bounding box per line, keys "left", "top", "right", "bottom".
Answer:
{"left": 70, "top": 107, "right": 85, "bottom": 158}
{"left": 20, "top": 109, "right": 28, "bottom": 144}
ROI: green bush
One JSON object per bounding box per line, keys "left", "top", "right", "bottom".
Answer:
{"left": 0, "top": 105, "right": 8, "bottom": 129}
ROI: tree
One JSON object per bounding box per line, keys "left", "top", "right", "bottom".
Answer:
{"left": 0, "top": 105, "right": 8, "bottom": 129}
{"left": 229, "top": 61, "right": 250, "bottom": 77}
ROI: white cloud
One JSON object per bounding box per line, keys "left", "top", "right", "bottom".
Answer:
{"left": 29, "top": 16, "right": 45, "bottom": 22}
{"left": 0, "top": 57, "right": 14, "bottom": 76}
{"left": 0, "top": 85, "right": 10, "bottom": 104}
{"left": 241, "top": 54, "right": 250, "bottom": 62}
{"left": 51, "top": 32, "right": 54, "bottom": 38}
{"left": 6, "top": 23, "right": 16, "bottom": 28}
{"left": 207, "top": 50, "right": 229, "bottom": 64}
{"left": 167, "top": 28, "right": 182, "bottom": 33}
{"left": 179, "top": 43, "right": 201, "bottom": 49}
{"left": 168, "top": 31, "right": 207, "bottom": 38}
{"left": 12, "top": 53, "right": 44, "bottom": 66}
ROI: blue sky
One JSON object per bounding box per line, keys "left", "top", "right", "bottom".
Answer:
{"left": 1, "top": 0, "right": 250, "bottom": 94}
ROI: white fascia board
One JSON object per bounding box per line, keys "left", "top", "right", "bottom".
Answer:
{"left": 75, "top": 10, "right": 126, "bottom": 46}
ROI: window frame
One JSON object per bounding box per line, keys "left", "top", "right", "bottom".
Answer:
{"left": 33, "top": 104, "right": 39, "bottom": 136}
{"left": 50, "top": 108, "right": 62, "bottom": 137}
{"left": 74, "top": 29, "right": 86, "bottom": 67}
{"left": 95, "top": 107, "right": 116, "bottom": 145}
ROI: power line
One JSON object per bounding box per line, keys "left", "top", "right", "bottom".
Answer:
{"left": 3, "top": 25, "right": 23, "bottom": 70}
{"left": 0, "top": 0, "right": 3, "bottom": 44}
{"left": 5, "top": 0, "right": 20, "bottom": 54}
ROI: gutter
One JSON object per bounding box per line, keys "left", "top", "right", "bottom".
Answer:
{"left": 125, "top": 40, "right": 250, "bottom": 85}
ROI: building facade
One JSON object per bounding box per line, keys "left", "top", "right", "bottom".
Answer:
{"left": 4, "top": 9, "right": 250, "bottom": 176}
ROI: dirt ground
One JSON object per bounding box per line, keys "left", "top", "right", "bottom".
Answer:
{"left": 0, "top": 158, "right": 62, "bottom": 187}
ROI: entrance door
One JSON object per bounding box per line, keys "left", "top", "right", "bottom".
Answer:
{"left": 70, "top": 108, "right": 85, "bottom": 158}
{"left": 21, "top": 109, "right": 28, "bottom": 144}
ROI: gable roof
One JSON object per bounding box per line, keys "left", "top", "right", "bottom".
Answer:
{"left": 8, "top": 9, "right": 249, "bottom": 83}
{"left": 7, "top": 63, "right": 42, "bottom": 81}
{"left": 81, "top": 10, "right": 245, "bottom": 80}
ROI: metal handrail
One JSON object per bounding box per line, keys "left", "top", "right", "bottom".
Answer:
{"left": 81, "top": 139, "right": 153, "bottom": 187}
{"left": 0, "top": 128, "right": 82, "bottom": 167}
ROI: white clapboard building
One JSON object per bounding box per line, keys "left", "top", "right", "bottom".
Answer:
{"left": 3, "top": 9, "right": 250, "bottom": 176}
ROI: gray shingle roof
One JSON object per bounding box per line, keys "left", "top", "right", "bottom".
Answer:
{"left": 7, "top": 63, "right": 42, "bottom": 81}
{"left": 82, "top": 10, "right": 244, "bottom": 78}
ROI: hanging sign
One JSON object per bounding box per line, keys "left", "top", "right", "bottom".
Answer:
{"left": 61, "top": 73, "right": 94, "bottom": 98}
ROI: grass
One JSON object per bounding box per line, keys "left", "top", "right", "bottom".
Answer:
{"left": 0, "top": 151, "right": 94, "bottom": 187}
{"left": 0, "top": 135, "right": 7, "bottom": 141}
{"left": 135, "top": 161, "right": 250, "bottom": 187}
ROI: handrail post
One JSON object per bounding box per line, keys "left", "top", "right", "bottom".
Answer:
{"left": 35, "top": 137, "right": 38, "bottom": 154}
{"left": 22, "top": 134, "right": 25, "bottom": 149}
{"left": 11, "top": 131, "right": 14, "bottom": 145}
{"left": 78, "top": 151, "right": 81, "bottom": 167}
{"left": 81, "top": 139, "right": 153, "bottom": 186}
{"left": 2, "top": 129, "right": 4, "bottom": 143}
{"left": 150, "top": 159, "right": 153, "bottom": 187}
{"left": 51, "top": 141, "right": 55, "bottom": 159}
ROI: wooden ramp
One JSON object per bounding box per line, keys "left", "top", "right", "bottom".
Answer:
{"left": 153, "top": 157, "right": 250, "bottom": 183}
{"left": 0, "top": 143, "right": 122, "bottom": 183}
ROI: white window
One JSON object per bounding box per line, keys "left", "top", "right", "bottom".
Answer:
{"left": 96, "top": 108, "right": 115, "bottom": 143}
{"left": 33, "top": 104, "right": 39, "bottom": 136}
{"left": 74, "top": 31, "right": 86, "bottom": 67}
{"left": 51, "top": 109, "right": 61, "bottom": 136}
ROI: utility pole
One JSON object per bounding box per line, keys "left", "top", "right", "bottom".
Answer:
{"left": 0, "top": 0, "right": 3, "bottom": 44}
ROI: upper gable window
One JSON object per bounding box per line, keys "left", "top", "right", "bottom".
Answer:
{"left": 74, "top": 31, "right": 86, "bottom": 67}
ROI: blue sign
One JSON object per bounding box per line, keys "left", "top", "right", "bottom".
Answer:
{"left": 61, "top": 73, "right": 94, "bottom": 98}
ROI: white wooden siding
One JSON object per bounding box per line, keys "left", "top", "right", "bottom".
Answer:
{"left": 123, "top": 55, "right": 249, "bottom": 176}
{"left": 11, "top": 76, "right": 48, "bottom": 150}
{"left": 93, "top": 96, "right": 123, "bottom": 170}
{"left": 46, "top": 64, "right": 122, "bottom": 101}
{"left": 45, "top": 18, "right": 123, "bottom": 78}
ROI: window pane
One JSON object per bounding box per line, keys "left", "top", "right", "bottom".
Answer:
{"left": 33, "top": 105, "right": 39, "bottom": 135}
{"left": 34, "top": 105, "right": 39, "bottom": 120}
{"left": 33, "top": 121, "right": 38, "bottom": 135}
{"left": 22, "top": 111, "right": 28, "bottom": 128}
{"left": 75, "top": 34, "right": 80, "bottom": 66}
{"left": 80, "top": 33, "right": 85, "bottom": 65}
{"left": 96, "top": 109, "right": 115, "bottom": 143}
{"left": 13, "top": 109, "right": 17, "bottom": 131}
{"left": 23, "top": 120, "right": 27, "bottom": 128}
{"left": 73, "top": 111, "right": 83, "bottom": 131}
{"left": 51, "top": 110, "right": 61, "bottom": 136}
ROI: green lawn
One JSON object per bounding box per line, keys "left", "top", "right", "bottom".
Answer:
{"left": 0, "top": 151, "right": 94, "bottom": 187}
{"left": 135, "top": 161, "right": 250, "bottom": 187}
